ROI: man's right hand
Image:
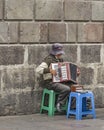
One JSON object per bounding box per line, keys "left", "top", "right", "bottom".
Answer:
{"left": 50, "top": 68, "right": 57, "bottom": 76}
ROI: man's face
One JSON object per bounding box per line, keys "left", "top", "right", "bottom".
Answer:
{"left": 56, "top": 54, "right": 62, "bottom": 59}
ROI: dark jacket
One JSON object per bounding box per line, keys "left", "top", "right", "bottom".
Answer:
{"left": 43, "top": 54, "right": 63, "bottom": 74}
{"left": 35, "top": 54, "right": 63, "bottom": 87}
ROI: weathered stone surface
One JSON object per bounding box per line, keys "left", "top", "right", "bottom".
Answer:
{"left": 0, "top": 94, "right": 16, "bottom": 116}
{"left": 0, "top": 90, "right": 42, "bottom": 115}
{"left": 0, "top": 22, "right": 18, "bottom": 43}
{"left": 63, "top": 45, "right": 77, "bottom": 63}
{"left": 0, "top": 0, "right": 3, "bottom": 19}
{"left": 79, "top": 67, "right": 94, "bottom": 85}
{"left": 5, "top": 0, "right": 34, "bottom": 20}
{"left": 33, "top": 91, "right": 42, "bottom": 112}
{"left": 16, "top": 91, "right": 42, "bottom": 114}
{"left": 78, "top": 23, "right": 103, "bottom": 42}
{"left": 49, "top": 23, "right": 66, "bottom": 42}
{"left": 97, "top": 67, "right": 104, "bottom": 84}
{"left": 39, "top": 24, "right": 48, "bottom": 42}
{"left": 2, "top": 67, "right": 35, "bottom": 90}
{"left": 0, "top": 70, "right": 1, "bottom": 90}
{"left": 94, "top": 87, "right": 104, "bottom": 108}
{"left": 80, "top": 45, "right": 101, "bottom": 63}
{"left": 35, "top": 0, "right": 62, "bottom": 20}
{"left": 8, "top": 22, "right": 18, "bottom": 43}
{"left": 0, "top": 46, "right": 24, "bottom": 65}
{"left": 92, "top": 2, "right": 104, "bottom": 21}
{"left": 0, "top": 22, "right": 8, "bottom": 43}
{"left": 28, "top": 45, "right": 51, "bottom": 65}
{"left": 64, "top": 1, "right": 91, "bottom": 21}
{"left": 16, "top": 92, "right": 35, "bottom": 114}
{"left": 20, "top": 23, "right": 48, "bottom": 43}
{"left": 67, "top": 23, "right": 77, "bottom": 42}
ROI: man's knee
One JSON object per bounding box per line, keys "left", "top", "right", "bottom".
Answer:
{"left": 63, "top": 85, "right": 71, "bottom": 93}
{"left": 66, "top": 88, "right": 71, "bottom": 93}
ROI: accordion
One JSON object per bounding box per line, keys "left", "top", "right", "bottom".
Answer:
{"left": 51, "top": 62, "right": 78, "bottom": 83}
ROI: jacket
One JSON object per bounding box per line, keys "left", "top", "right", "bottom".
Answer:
{"left": 36, "top": 54, "right": 63, "bottom": 84}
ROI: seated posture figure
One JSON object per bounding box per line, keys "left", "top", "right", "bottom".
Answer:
{"left": 36, "top": 43, "right": 80, "bottom": 112}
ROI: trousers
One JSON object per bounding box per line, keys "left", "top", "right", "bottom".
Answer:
{"left": 45, "top": 82, "right": 71, "bottom": 105}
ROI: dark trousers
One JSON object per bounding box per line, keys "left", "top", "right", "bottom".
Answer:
{"left": 45, "top": 82, "right": 71, "bottom": 105}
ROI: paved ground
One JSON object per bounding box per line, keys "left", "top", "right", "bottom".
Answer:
{"left": 0, "top": 108, "right": 104, "bottom": 130}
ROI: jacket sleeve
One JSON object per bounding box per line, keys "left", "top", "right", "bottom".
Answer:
{"left": 43, "top": 56, "right": 53, "bottom": 73}
{"left": 36, "top": 62, "right": 48, "bottom": 74}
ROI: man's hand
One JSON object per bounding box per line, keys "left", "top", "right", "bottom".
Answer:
{"left": 77, "top": 68, "right": 80, "bottom": 76}
{"left": 50, "top": 68, "right": 57, "bottom": 76}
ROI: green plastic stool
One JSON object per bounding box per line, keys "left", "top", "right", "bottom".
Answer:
{"left": 40, "top": 88, "right": 68, "bottom": 116}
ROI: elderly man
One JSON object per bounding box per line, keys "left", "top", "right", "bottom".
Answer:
{"left": 36, "top": 43, "right": 80, "bottom": 112}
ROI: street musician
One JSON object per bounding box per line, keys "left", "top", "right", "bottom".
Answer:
{"left": 36, "top": 43, "right": 80, "bottom": 112}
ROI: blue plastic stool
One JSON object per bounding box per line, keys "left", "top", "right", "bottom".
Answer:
{"left": 66, "top": 91, "right": 96, "bottom": 120}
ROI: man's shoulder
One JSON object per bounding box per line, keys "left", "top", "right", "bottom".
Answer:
{"left": 44, "top": 54, "right": 54, "bottom": 60}
{"left": 44, "top": 54, "right": 55, "bottom": 63}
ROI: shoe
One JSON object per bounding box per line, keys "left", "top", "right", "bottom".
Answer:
{"left": 56, "top": 103, "right": 62, "bottom": 112}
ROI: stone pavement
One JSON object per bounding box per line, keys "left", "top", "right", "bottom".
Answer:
{"left": 0, "top": 108, "right": 103, "bottom": 130}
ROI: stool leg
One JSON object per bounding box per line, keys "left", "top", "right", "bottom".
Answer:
{"left": 76, "top": 94, "right": 82, "bottom": 120}
{"left": 48, "top": 91, "right": 55, "bottom": 116}
{"left": 91, "top": 95, "right": 96, "bottom": 119}
{"left": 66, "top": 95, "right": 71, "bottom": 118}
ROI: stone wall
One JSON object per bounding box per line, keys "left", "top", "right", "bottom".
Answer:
{"left": 0, "top": 0, "right": 104, "bottom": 116}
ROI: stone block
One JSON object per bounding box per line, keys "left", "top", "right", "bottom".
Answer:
{"left": 63, "top": 45, "right": 77, "bottom": 63}
{"left": 0, "top": 22, "right": 8, "bottom": 43}
{"left": 92, "top": 2, "right": 104, "bottom": 21}
{"left": 0, "top": 46, "right": 24, "bottom": 65}
{"left": 0, "top": 22, "right": 18, "bottom": 43}
{"left": 2, "top": 67, "right": 35, "bottom": 90}
{"left": 79, "top": 67, "right": 94, "bottom": 85}
{"left": 5, "top": 0, "right": 34, "bottom": 20}
{"left": 8, "top": 22, "right": 18, "bottom": 43}
{"left": 16, "top": 91, "right": 42, "bottom": 114}
{"left": 28, "top": 45, "right": 51, "bottom": 65}
{"left": 67, "top": 23, "right": 77, "bottom": 42}
{"left": 80, "top": 45, "right": 101, "bottom": 63}
{"left": 97, "top": 67, "right": 104, "bottom": 84}
{"left": 39, "top": 23, "right": 48, "bottom": 42}
{"left": 0, "top": 94, "right": 16, "bottom": 116}
{"left": 78, "top": 23, "right": 103, "bottom": 42}
{"left": 16, "top": 92, "right": 35, "bottom": 114}
{"left": 35, "top": 0, "right": 62, "bottom": 20}
{"left": 20, "top": 22, "right": 48, "bottom": 43}
{"left": 0, "top": 0, "right": 3, "bottom": 19}
{"left": 33, "top": 91, "right": 42, "bottom": 112}
{"left": 64, "top": 1, "right": 91, "bottom": 21}
{"left": 49, "top": 23, "right": 66, "bottom": 42}
{"left": 94, "top": 87, "right": 104, "bottom": 108}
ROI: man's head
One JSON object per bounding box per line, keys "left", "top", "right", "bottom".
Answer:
{"left": 50, "top": 43, "right": 65, "bottom": 58}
